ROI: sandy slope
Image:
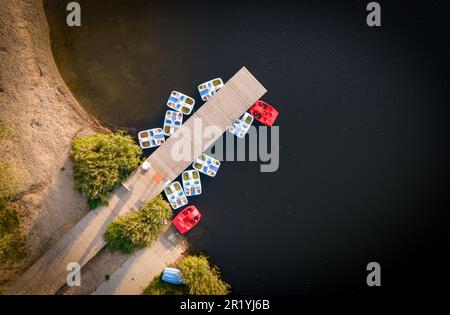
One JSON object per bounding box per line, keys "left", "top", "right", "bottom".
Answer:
{"left": 0, "top": 0, "right": 106, "bottom": 287}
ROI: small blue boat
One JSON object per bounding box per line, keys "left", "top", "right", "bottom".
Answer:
{"left": 162, "top": 267, "right": 183, "bottom": 285}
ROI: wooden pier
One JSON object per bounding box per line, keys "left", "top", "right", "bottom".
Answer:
{"left": 8, "top": 67, "right": 267, "bottom": 294}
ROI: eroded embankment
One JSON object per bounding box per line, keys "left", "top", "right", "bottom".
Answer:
{"left": 0, "top": 0, "right": 104, "bottom": 288}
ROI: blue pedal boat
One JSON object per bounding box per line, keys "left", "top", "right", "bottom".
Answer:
{"left": 137, "top": 128, "right": 165, "bottom": 149}
{"left": 228, "top": 112, "right": 254, "bottom": 138}
{"left": 182, "top": 170, "right": 202, "bottom": 196}
{"left": 164, "top": 181, "right": 188, "bottom": 210}
{"left": 198, "top": 78, "right": 224, "bottom": 101}
{"left": 163, "top": 110, "right": 183, "bottom": 137}
{"left": 192, "top": 154, "right": 221, "bottom": 177}
{"left": 167, "top": 91, "right": 195, "bottom": 115}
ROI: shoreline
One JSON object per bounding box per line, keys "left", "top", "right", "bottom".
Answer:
{"left": 1, "top": 0, "right": 186, "bottom": 294}
{"left": 36, "top": 1, "right": 110, "bottom": 134}
{"left": 0, "top": 0, "right": 108, "bottom": 289}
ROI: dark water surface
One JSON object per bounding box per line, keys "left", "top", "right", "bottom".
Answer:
{"left": 45, "top": 1, "right": 449, "bottom": 293}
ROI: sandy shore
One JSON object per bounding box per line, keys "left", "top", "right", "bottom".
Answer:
{"left": 0, "top": 0, "right": 184, "bottom": 295}
{"left": 0, "top": 0, "right": 107, "bottom": 289}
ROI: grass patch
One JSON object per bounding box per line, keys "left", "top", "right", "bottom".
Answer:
{"left": 179, "top": 255, "right": 230, "bottom": 295}
{"left": 144, "top": 255, "right": 230, "bottom": 295}
{"left": 0, "top": 200, "right": 27, "bottom": 263}
{"left": 0, "top": 121, "right": 16, "bottom": 141}
{"left": 71, "top": 132, "right": 142, "bottom": 208}
{"left": 0, "top": 202, "right": 20, "bottom": 234}
{"left": 143, "top": 275, "right": 188, "bottom": 295}
{"left": 0, "top": 160, "right": 26, "bottom": 264}
{"left": 0, "top": 162, "right": 19, "bottom": 199}
{"left": 104, "top": 195, "right": 172, "bottom": 254}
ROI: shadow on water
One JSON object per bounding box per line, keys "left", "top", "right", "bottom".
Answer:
{"left": 44, "top": 0, "right": 450, "bottom": 293}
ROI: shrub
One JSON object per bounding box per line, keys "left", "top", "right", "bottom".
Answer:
{"left": 0, "top": 162, "right": 18, "bottom": 200}
{"left": 178, "top": 255, "right": 230, "bottom": 295}
{"left": 0, "top": 121, "right": 16, "bottom": 141}
{"left": 0, "top": 202, "right": 20, "bottom": 234}
{"left": 143, "top": 275, "right": 188, "bottom": 295}
{"left": 71, "top": 132, "right": 142, "bottom": 208}
{"left": 0, "top": 159, "right": 26, "bottom": 264}
{"left": 0, "top": 232, "right": 27, "bottom": 263}
{"left": 0, "top": 201, "right": 26, "bottom": 263}
{"left": 104, "top": 195, "right": 172, "bottom": 253}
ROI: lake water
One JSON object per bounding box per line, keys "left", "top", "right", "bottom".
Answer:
{"left": 44, "top": 0, "right": 449, "bottom": 293}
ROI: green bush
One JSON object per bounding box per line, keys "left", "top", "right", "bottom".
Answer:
{"left": 0, "top": 161, "right": 26, "bottom": 263}
{"left": 104, "top": 195, "right": 172, "bottom": 253}
{"left": 178, "top": 255, "right": 230, "bottom": 295}
{"left": 0, "top": 202, "right": 20, "bottom": 234}
{"left": 0, "top": 201, "right": 26, "bottom": 263}
{"left": 71, "top": 132, "right": 142, "bottom": 208}
{"left": 0, "top": 162, "right": 18, "bottom": 200}
{"left": 144, "top": 255, "right": 230, "bottom": 295}
{"left": 143, "top": 275, "right": 188, "bottom": 295}
{"left": 0, "top": 121, "right": 16, "bottom": 141}
{"left": 0, "top": 232, "right": 27, "bottom": 263}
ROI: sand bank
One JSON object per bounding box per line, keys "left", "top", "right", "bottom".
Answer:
{"left": 0, "top": 0, "right": 106, "bottom": 288}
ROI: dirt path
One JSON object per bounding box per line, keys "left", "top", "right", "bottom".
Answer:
{"left": 0, "top": 0, "right": 105, "bottom": 288}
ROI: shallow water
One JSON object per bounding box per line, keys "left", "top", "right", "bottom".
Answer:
{"left": 45, "top": 0, "right": 449, "bottom": 293}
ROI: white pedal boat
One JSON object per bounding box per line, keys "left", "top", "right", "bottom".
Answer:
{"left": 198, "top": 78, "right": 224, "bottom": 101}
{"left": 164, "top": 181, "right": 188, "bottom": 210}
{"left": 167, "top": 91, "right": 195, "bottom": 115}
{"left": 138, "top": 128, "right": 165, "bottom": 149}
{"left": 192, "top": 154, "right": 221, "bottom": 177}
{"left": 182, "top": 170, "right": 202, "bottom": 196}
{"left": 163, "top": 110, "right": 183, "bottom": 137}
{"left": 228, "top": 112, "right": 254, "bottom": 138}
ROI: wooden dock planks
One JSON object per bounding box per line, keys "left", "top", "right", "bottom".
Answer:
{"left": 91, "top": 226, "right": 185, "bottom": 295}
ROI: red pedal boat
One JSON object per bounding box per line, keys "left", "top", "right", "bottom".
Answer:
{"left": 172, "top": 205, "right": 202, "bottom": 234}
{"left": 249, "top": 100, "right": 279, "bottom": 126}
